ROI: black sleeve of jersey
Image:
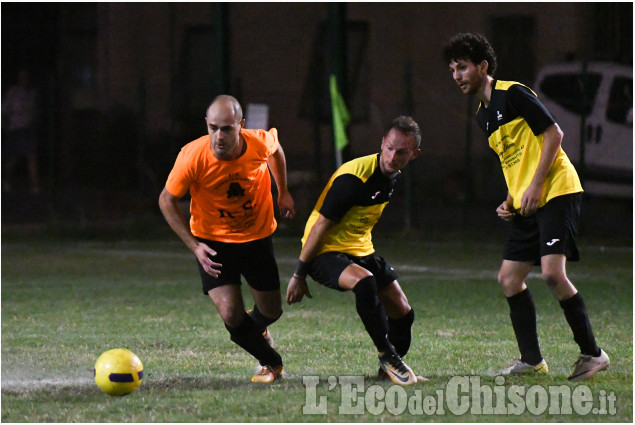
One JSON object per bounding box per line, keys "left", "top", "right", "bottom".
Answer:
{"left": 508, "top": 84, "right": 556, "bottom": 136}
{"left": 319, "top": 174, "right": 363, "bottom": 223}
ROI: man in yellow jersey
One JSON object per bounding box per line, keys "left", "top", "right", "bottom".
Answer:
{"left": 286, "top": 116, "right": 422, "bottom": 385}
{"left": 443, "top": 33, "right": 609, "bottom": 381}
{"left": 159, "top": 95, "right": 295, "bottom": 383}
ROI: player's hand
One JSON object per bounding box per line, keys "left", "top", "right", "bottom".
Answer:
{"left": 278, "top": 190, "right": 296, "bottom": 219}
{"left": 194, "top": 242, "right": 222, "bottom": 278}
{"left": 286, "top": 275, "right": 312, "bottom": 304}
{"left": 520, "top": 184, "right": 542, "bottom": 216}
{"left": 496, "top": 200, "right": 516, "bottom": 221}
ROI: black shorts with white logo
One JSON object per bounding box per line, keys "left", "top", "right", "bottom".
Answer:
{"left": 196, "top": 235, "right": 280, "bottom": 294}
{"left": 308, "top": 251, "right": 399, "bottom": 291}
{"left": 503, "top": 193, "right": 582, "bottom": 265}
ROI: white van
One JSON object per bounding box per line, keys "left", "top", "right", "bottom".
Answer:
{"left": 533, "top": 62, "right": 632, "bottom": 198}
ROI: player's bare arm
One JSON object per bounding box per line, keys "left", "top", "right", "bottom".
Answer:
{"left": 520, "top": 123, "right": 563, "bottom": 216}
{"left": 286, "top": 214, "right": 336, "bottom": 304}
{"left": 158, "top": 187, "right": 222, "bottom": 277}
{"left": 267, "top": 144, "right": 296, "bottom": 219}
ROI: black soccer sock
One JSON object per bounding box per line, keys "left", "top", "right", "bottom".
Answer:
{"left": 559, "top": 292, "right": 601, "bottom": 357}
{"left": 507, "top": 289, "right": 543, "bottom": 365}
{"left": 352, "top": 276, "right": 393, "bottom": 354}
{"left": 224, "top": 313, "right": 282, "bottom": 367}
{"left": 388, "top": 309, "right": 415, "bottom": 358}
{"left": 248, "top": 305, "right": 282, "bottom": 334}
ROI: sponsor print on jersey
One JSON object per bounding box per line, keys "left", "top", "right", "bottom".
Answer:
{"left": 216, "top": 180, "right": 257, "bottom": 233}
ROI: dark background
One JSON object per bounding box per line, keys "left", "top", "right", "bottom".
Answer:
{"left": 1, "top": 3, "right": 632, "bottom": 244}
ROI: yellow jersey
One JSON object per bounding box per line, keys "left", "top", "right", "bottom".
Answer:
{"left": 476, "top": 80, "right": 582, "bottom": 210}
{"left": 302, "top": 154, "right": 398, "bottom": 257}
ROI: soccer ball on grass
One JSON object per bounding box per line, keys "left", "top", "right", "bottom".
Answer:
{"left": 94, "top": 348, "right": 144, "bottom": 396}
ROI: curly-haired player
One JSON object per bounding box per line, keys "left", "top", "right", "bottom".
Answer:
{"left": 443, "top": 32, "right": 609, "bottom": 381}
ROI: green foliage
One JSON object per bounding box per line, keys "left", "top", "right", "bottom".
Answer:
{"left": 1, "top": 236, "right": 632, "bottom": 422}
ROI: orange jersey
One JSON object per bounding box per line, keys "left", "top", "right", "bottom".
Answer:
{"left": 165, "top": 128, "right": 279, "bottom": 242}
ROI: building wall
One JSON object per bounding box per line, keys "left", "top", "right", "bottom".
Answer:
{"left": 93, "top": 3, "right": 596, "bottom": 151}
{"left": 80, "top": 3, "right": 609, "bottom": 201}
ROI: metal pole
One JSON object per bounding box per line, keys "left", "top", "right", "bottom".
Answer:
{"left": 403, "top": 60, "right": 413, "bottom": 231}
{"left": 46, "top": 72, "right": 58, "bottom": 221}
{"left": 212, "top": 3, "right": 230, "bottom": 95}
{"left": 579, "top": 61, "right": 588, "bottom": 185}
{"left": 168, "top": 3, "right": 177, "bottom": 154}
{"left": 138, "top": 78, "right": 146, "bottom": 194}
{"left": 312, "top": 74, "right": 323, "bottom": 182}
{"left": 327, "top": 3, "right": 348, "bottom": 169}
{"left": 462, "top": 95, "right": 474, "bottom": 226}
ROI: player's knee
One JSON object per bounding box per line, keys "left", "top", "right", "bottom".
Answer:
{"left": 220, "top": 308, "right": 246, "bottom": 328}
{"left": 379, "top": 280, "right": 408, "bottom": 303}
{"left": 542, "top": 272, "right": 558, "bottom": 289}
{"left": 352, "top": 275, "right": 378, "bottom": 297}
{"left": 250, "top": 304, "right": 282, "bottom": 326}
{"left": 497, "top": 271, "right": 523, "bottom": 295}
{"left": 380, "top": 292, "right": 411, "bottom": 317}
{"left": 395, "top": 308, "right": 414, "bottom": 326}
{"left": 352, "top": 276, "right": 381, "bottom": 315}
{"left": 393, "top": 289, "right": 411, "bottom": 314}
{"left": 542, "top": 272, "right": 576, "bottom": 300}
{"left": 541, "top": 267, "right": 566, "bottom": 287}
{"left": 252, "top": 290, "right": 282, "bottom": 316}
{"left": 255, "top": 303, "right": 282, "bottom": 319}
{"left": 497, "top": 269, "right": 513, "bottom": 288}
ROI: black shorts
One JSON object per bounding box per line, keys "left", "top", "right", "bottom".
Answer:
{"left": 196, "top": 235, "right": 280, "bottom": 294}
{"left": 503, "top": 193, "right": 581, "bottom": 265}
{"left": 308, "top": 252, "right": 398, "bottom": 292}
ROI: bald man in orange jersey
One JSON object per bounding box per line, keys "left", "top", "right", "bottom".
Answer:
{"left": 159, "top": 95, "right": 295, "bottom": 383}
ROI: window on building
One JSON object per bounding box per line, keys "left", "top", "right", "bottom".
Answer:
{"left": 606, "top": 76, "right": 633, "bottom": 125}
{"left": 539, "top": 73, "right": 602, "bottom": 116}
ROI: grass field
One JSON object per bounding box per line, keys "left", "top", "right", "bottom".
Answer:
{"left": 1, "top": 230, "right": 632, "bottom": 422}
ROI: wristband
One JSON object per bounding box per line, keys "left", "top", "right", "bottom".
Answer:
{"left": 294, "top": 259, "right": 309, "bottom": 278}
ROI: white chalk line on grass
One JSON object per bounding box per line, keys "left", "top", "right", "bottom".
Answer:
{"left": 1, "top": 376, "right": 95, "bottom": 391}
{"left": 1, "top": 373, "right": 256, "bottom": 392}
{"left": 77, "top": 248, "right": 513, "bottom": 280}
{"left": 54, "top": 247, "right": 611, "bottom": 282}
{"left": 56, "top": 246, "right": 576, "bottom": 281}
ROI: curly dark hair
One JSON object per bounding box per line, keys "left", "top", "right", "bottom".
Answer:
{"left": 442, "top": 32, "right": 498, "bottom": 76}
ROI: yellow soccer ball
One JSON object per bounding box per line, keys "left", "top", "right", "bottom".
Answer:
{"left": 94, "top": 348, "right": 144, "bottom": 396}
